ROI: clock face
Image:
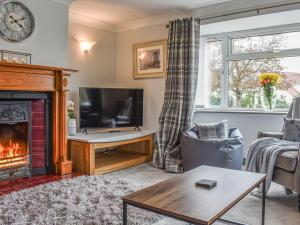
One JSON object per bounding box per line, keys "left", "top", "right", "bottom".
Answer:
{"left": 0, "top": 1, "right": 35, "bottom": 42}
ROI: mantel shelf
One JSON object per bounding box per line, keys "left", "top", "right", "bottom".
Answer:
{"left": 0, "top": 61, "right": 78, "bottom": 73}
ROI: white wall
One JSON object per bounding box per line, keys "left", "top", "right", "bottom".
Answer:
{"left": 68, "top": 21, "right": 117, "bottom": 117}
{"left": 0, "top": 0, "right": 69, "bottom": 67}
{"left": 200, "top": 9, "right": 300, "bottom": 35}
{"left": 115, "top": 25, "right": 168, "bottom": 131}
{"left": 191, "top": 0, "right": 300, "bottom": 24}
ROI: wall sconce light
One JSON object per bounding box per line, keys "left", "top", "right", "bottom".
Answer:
{"left": 79, "top": 41, "right": 96, "bottom": 53}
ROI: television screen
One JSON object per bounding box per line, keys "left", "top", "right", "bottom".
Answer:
{"left": 79, "top": 88, "right": 143, "bottom": 129}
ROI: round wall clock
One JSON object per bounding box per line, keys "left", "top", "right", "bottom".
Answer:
{"left": 0, "top": 1, "right": 35, "bottom": 42}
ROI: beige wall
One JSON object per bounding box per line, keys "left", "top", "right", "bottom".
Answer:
{"left": 115, "top": 25, "right": 168, "bottom": 131}
{"left": 68, "top": 22, "right": 117, "bottom": 116}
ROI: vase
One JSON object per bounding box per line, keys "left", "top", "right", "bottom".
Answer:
{"left": 68, "top": 119, "right": 77, "bottom": 136}
{"left": 260, "top": 86, "right": 277, "bottom": 111}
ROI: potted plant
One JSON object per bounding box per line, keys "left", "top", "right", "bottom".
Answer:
{"left": 259, "top": 72, "right": 282, "bottom": 111}
{"left": 67, "top": 100, "right": 77, "bottom": 135}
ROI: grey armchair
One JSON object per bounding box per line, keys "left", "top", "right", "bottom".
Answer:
{"left": 181, "top": 127, "right": 244, "bottom": 171}
{"left": 257, "top": 131, "right": 300, "bottom": 212}
{"left": 257, "top": 96, "right": 300, "bottom": 212}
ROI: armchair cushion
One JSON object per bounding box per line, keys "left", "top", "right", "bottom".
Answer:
{"left": 257, "top": 131, "right": 284, "bottom": 139}
{"left": 275, "top": 151, "right": 299, "bottom": 172}
{"left": 283, "top": 118, "right": 300, "bottom": 141}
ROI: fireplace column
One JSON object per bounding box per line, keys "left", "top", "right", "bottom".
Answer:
{"left": 53, "top": 71, "right": 72, "bottom": 175}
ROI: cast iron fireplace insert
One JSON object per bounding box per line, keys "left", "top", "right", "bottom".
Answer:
{"left": 0, "top": 91, "right": 53, "bottom": 180}
{"left": 0, "top": 101, "right": 31, "bottom": 180}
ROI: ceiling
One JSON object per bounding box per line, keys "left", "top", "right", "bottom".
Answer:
{"left": 70, "top": 0, "right": 234, "bottom": 25}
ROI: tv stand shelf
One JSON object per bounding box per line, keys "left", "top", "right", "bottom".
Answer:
{"left": 68, "top": 130, "right": 154, "bottom": 175}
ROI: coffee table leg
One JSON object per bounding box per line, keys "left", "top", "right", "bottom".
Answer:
{"left": 262, "top": 179, "right": 266, "bottom": 225}
{"left": 123, "top": 201, "right": 127, "bottom": 225}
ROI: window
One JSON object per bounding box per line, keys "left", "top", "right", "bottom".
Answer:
{"left": 206, "top": 41, "right": 223, "bottom": 106}
{"left": 198, "top": 25, "right": 300, "bottom": 111}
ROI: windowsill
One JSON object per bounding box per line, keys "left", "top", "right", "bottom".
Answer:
{"left": 194, "top": 108, "right": 287, "bottom": 115}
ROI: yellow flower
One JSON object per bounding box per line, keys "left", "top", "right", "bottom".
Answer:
{"left": 259, "top": 73, "right": 282, "bottom": 86}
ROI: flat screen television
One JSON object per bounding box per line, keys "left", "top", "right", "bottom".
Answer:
{"left": 79, "top": 88, "right": 143, "bottom": 129}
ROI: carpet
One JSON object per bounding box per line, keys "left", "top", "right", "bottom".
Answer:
{"left": 0, "top": 175, "right": 161, "bottom": 225}
{"left": 1, "top": 164, "right": 300, "bottom": 225}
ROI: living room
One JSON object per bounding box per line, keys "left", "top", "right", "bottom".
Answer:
{"left": 0, "top": 0, "right": 300, "bottom": 224}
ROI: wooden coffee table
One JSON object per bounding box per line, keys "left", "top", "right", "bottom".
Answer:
{"left": 122, "top": 166, "right": 266, "bottom": 225}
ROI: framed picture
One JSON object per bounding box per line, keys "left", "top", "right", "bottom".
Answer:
{"left": 133, "top": 40, "right": 167, "bottom": 79}
{"left": 0, "top": 50, "right": 31, "bottom": 64}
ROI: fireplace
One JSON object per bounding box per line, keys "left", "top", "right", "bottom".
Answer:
{"left": 0, "top": 62, "right": 77, "bottom": 176}
{"left": 0, "top": 102, "right": 31, "bottom": 180}
{"left": 0, "top": 93, "right": 54, "bottom": 180}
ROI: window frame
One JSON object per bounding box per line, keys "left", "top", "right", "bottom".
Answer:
{"left": 198, "top": 23, "right": 300, "bottom": 112}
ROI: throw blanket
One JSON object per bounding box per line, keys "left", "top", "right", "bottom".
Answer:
{"left": 246, "top": 137, "right": 299, "bottom": 194}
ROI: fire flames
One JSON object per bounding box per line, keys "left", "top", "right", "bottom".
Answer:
{"left": 0, "top": 140, "right": 23, "bottom": 158}
{"left": 0, "top": 140, "right": 28, "bottom": 169}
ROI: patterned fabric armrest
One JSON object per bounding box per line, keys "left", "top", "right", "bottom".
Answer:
{"left": 257, "top": 131, "right": 284, "bottom": 139}
{"left": 294, "top": 148, "right": 300, "bottom": 193}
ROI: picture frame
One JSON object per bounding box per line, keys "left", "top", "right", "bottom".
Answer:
{"left": 133, "top": 40, "right": 167, "bottom": 79}
{"left": 0, "top": 50, "right": 31, "bottom": 64}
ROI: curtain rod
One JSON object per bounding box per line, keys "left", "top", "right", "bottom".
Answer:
{"left": 165, "top": 1, "right": 300, "bottom": 28}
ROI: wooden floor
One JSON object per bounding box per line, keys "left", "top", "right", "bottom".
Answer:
{"left": 95, "top": 151, "right": 147, "bottom": 174}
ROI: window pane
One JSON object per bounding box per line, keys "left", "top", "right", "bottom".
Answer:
{"left": 231, "top": 32, "right": 300, "bottom": 54}
{"left": 229, "top": 56, "right": 300, "bottom": 109}
{"left": 206, "top": 41, "right": 222, "bottom": 106}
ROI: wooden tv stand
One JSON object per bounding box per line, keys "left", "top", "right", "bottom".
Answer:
{"left": 68, "top": 130, "right": 154, "bottom": 175}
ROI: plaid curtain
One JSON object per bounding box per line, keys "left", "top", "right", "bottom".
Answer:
{"left": 152, "top": 18, "right": 200, "bottom": 173}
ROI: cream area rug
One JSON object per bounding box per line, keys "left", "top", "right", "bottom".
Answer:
{"left": 0, "top": 175, "right": 161, "bottom": 225}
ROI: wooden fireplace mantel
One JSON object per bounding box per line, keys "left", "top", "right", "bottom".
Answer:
{"left": 0, "top": 62, "right": 78, "bottom": 175}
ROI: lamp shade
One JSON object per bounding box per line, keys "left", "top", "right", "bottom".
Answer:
{"left": 79, "top": 41, "right": 96, "bottom": 52}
